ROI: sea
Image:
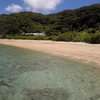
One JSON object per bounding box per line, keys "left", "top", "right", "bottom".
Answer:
{"left": 0, "top": 44, "right": 100, "bottom": 100}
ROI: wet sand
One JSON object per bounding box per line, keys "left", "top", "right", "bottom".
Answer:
{"left": 0, "top": 39, "right": 100, "bottom": 67}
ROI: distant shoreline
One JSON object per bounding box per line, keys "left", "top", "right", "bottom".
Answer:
{"left": 0, "top": 39, "right": 100, "bottom": 68}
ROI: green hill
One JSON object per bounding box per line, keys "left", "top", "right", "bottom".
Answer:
{"left": 0, "top": 4, "right": 100, "bottom": 43}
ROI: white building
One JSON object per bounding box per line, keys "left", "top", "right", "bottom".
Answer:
{"left": 23, "top": 33, "right": 46, "bottom": 36}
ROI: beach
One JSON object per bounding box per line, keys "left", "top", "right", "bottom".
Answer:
{"left": 0, "top": 39, "right": 100, "bottom": 67}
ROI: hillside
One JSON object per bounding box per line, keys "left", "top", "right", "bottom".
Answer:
{"left": 0, "top": 4, "right": 100, "bottom": 35}
{"left": 0, "top": 4, "right": 100, "bottom": 43}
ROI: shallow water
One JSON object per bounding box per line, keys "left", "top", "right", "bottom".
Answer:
{"left": 0, "top": 44, "right": 100, "bottom": 100}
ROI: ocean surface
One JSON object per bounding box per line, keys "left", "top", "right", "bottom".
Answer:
{"left": 0, "top": 44, "right": 100, "bottom": 100}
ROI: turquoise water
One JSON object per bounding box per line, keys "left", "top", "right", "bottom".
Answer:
{"left": 0, "top": 44, "right": 100, "bottom": 100}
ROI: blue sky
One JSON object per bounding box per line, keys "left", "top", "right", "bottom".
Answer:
{"left": 0, "top": 0, "right": 100, "bottom": 14}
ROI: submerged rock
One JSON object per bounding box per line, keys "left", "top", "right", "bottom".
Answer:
{"left": 22, "top": 88, "right": 70, "bottom": 100}
{"left": 0, "top": 80, "right": 13, "bottom": 87}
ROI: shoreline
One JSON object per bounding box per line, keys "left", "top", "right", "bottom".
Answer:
{"left": 0, "top": 39, "right": 100, "bottom": 67}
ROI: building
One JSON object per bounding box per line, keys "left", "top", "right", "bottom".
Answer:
{"left": 23, "top": 33, "right": 46, "bottom": 36}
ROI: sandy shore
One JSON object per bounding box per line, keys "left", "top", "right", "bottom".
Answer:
{"left": 0, "top": 39, "right": 100, "bottom": 67}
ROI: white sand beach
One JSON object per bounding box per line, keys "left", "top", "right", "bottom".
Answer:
{"left": 0, "top": 39, "right": 100, "bottom": 67}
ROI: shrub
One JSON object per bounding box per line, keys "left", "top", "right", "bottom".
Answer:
{"left": 73, "top": 32, "right": 92, "bottom": 43}
{"left": 89, "top": 32, "right": 100, "bottom": 44}
{"left": 47, "top": 35, "right": 58, "bottom": 41}
{"left": 13, "top": 35, "right": 48, "bottom": 40}
{"left": 87, "top": 28, "right": 96, "bottom": 33}
{"left": 1, "top": 33, "right": 7, "bottom": 39}
{"left": 55, "top": 32, "right": 73, "bottom": 41}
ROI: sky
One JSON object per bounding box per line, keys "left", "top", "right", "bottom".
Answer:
{"left": 0, "top": 0, "right": 100, "bottom": 14}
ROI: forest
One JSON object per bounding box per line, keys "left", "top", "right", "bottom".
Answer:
{"left": 0, "top": 4, "right": 100, "bottom": 43}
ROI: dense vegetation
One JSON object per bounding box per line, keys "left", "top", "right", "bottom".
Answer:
{"left": 0, "top": 4, "right": 100, "bottom": 43}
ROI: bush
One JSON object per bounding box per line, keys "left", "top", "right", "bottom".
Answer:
{"left": 55, "top": 32, "right": 73, "bottom": 41}
{"left": 73, "top": 32, "right": 92, "bottom": 43}
{"left": 47, "top": 35, "right": 58, "bottom": 41}
{"left": 89, "top": 32, "right": 100, "bottom": 44}
{"left": 0, "top": 33, "right": 7, "bottom": 39}
{"left": 73, "top": 32, "right": 100, "bottom": 44}
{"left": 87, "top": 28, "right": 96, "bottom": 33}
{"left": 1, "top": 31, "right": 100, "bottom": 44}
{"left": 13, "top": 35, "right": 48, "bottom": 40}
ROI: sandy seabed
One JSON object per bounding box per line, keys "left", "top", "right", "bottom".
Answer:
{"left": 0, "top": 39, "right": 100, "bottom": 67}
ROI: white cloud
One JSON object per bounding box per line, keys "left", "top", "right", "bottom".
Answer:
{"left": 23, "top": 0, "right": 62, "bottom": 13}
{"left": 5, "top": 4, "right": 22, "bottom": 13}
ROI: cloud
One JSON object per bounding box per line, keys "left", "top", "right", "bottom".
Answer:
{"left": 23, "top": 0, "right": 62, "bottom": 13}
{"left": 5, "top": 4, "right": 22, "bottom": 13}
